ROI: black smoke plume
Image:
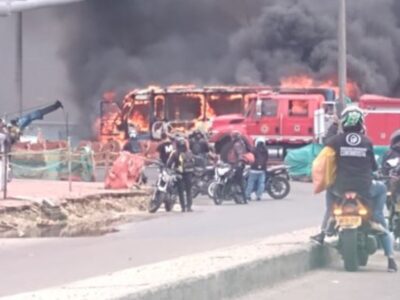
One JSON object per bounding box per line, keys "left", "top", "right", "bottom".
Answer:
{"left": 58, "top": 0, "right": 400, "bottom": 132}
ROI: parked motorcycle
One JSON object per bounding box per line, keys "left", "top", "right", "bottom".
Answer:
{"left": 243, "top": 165, "right": 291, "bottom": 200}
{"left": 264, "top": 165, "right": 291, "bottom": 200}
{"left": 332, "top": 191, "right": 378, "bottom": 272}
{"left": 148, "top": 166, "right": 179, "bottom": 213}
{"left": 210, "top": 162, "right": 244, "bottom": 205}
{"left": 382, "top": 157, "right": 400, "bottom": 241}
{"left": 191, "top": 163, "right": 215, "bottom": 199}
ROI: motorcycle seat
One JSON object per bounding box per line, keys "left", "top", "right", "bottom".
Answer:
{"left": 267, "top": 165, "right": 287, "bottom": 172}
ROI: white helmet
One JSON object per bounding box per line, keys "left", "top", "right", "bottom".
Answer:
{"left": 254, "top": 137, "right": 265, "bottom": 147}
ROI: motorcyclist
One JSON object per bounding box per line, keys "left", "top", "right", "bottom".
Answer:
{"left": 167, "top": 137, "right": 195, "bottom": 212}
{"left": 225, "top": 132, "right": 250, "bottom": 204}
{"left": 382, "top": 129, "right": 400, "bottom": 176}
{"left": 156, "top": 133, "right": 174, "bottom": 165}
{"left": 245, "top": 137, "right": 269, "bottom": 201}
{"left": 189, "top": 130, "right": 210, "bottom": 167}
{"left": 311, "top": 106, "right": 397, "bottom": 272}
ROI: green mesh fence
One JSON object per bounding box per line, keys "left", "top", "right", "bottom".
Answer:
{"left": 9, "top": 148, "right": 95, "bottom": 182}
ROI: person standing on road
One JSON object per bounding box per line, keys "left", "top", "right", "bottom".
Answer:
{"left": 156, "top": 133, "right": 174, "bottom": 165}
{"left": 167, "top": 137, "right": 195, "bottom": 212}
{"left": 245, "top": 138, "right": 269, "bottom": 201}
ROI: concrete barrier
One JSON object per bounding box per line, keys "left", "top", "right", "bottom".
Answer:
{"left": 4, "top": 228, "right": 339, "bottom": 300}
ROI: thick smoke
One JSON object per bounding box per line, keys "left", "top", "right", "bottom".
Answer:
{"left": 58, "top": 0, "right": 400, "bottom": 130}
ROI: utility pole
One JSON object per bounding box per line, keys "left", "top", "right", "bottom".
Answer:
{"left": 16, "top": 11, "right": 23, "bottom": 116}
{"left": 337, "top": 0, "right": 347, "bottom": 116}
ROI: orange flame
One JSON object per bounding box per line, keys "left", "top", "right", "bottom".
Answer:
{"left": 280, "top": 75, "right": 360, "bottom": 100}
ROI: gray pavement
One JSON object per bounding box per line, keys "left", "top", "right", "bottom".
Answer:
{"left": 0, "top": 182, "right": 324, "bottom": 297}
{"left": 233, "top": 254, "right": 400, "bottom": 300}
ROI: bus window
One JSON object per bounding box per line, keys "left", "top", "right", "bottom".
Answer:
{"left": 155, "top": 96, "right": 165, "bottom": 120}
{"left": 289, "top": 100, "right": 308, "bottom": 117}
{"left": 166, "top": 94, "right": 202, "bottom": 121}
{"left": 130, "top": 100, "right": 150, "bottom": 132}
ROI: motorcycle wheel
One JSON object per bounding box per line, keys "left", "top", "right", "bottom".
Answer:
{"left": 213, "top": 184, "right": 224, "bottom": 206}
{"left": 148, "top": 191, "right": 165, "bottom": 213}
{"left": 266, "top": 177, "right": 290, "bottom": 200}
{"left": 358, "top": 251, "right": 369, "bottom": 266}
{"left": 340, "top": 229, "right": 359, "bottom": 272}
{"left": 164, "top": 197, "right": 175, "bottom": 212}
{"left": 208, "top": 181, "right": 217, "bottom": 199}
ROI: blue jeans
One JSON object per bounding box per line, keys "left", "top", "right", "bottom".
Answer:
{"left": 322, "top": 181, "right": 393, "bottom": 257}
{"left": 245, "top": 170, "right": 265, "bottom": 199}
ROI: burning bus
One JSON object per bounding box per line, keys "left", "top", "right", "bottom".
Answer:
{"left": 99, "top": 85, "right": 270, "bottom": 143}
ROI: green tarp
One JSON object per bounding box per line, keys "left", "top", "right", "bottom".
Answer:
{"left": 10, "top": 148, "right": 95, "bottom": 182}
{"left": 285, "top": 143, "right": 389, "bottom": 180}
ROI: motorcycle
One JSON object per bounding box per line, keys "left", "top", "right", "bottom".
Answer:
{"left": 382, "top": 157, "right": 400, "bottom": 242}
{"left": 243, "top": 165, "right": 291, "bottom": 200}
{"left": 264, "top": 165, "right": 291, "bottom": 200}
{"left": 191, "top": 163, "right": 215, "bottom": 199}
{"left": 148, "top": 166, "right": 179, "bottom": 213}
{"left": 210, "top": 162, "right": 245, "bottom": 205}
{"left": 332, "top": 191, "right": 378, "bottom": 272}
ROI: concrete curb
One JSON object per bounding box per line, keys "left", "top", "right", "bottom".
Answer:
{"left": 3, "top": 228, "right": 339, "bottom": 300}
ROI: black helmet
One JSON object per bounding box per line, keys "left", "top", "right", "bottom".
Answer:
{"left": 176, "top": 137, "right": 187, "bottom": 151}
{"left": 340, "top": 106, "right": 364, "bottom": 133}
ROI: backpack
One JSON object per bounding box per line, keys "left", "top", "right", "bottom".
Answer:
{"left": 179, "top": 151, "right": 195, "bottom": 172}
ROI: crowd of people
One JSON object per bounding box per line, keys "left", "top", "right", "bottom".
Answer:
{"left": 122, "top": 124, "right": 270, "bottom": 213}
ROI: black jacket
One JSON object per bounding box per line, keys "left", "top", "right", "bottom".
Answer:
{"left": 250, "top": 144, "right": 269, "bottom": 171}
{"left": 326, "top": 132, "right": 377, "bottom": 197}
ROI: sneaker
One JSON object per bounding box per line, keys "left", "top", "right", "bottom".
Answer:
{"left": 310, "top": 232, "right": 325, "bottom": 245}
{"left": 369, "top": 221, "right": 387, "bottom": 235}
{"left": 256, "top": 197, "right": 261, "bottom": 201}
{"left": 325, "top": 218, "right": 336, "bottom": 237}
{"left": 181, "top": 207, "right": 186, "bottom": 213}
{"left": 388, "top": 258, "right": 398, "bottom": 273}
{"left": 187, "top": 208, "right": 193, "bottom": 212}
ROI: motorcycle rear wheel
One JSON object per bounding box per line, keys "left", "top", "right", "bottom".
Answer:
{"left": 208, "top": 181, "right": 217, "bottom": 199}
{"left": 148, "top": 191, "right": 165, "bottom": 213}
{"left": 341, "top": 229, "right": 359, "bottom": 272}
{"left": 213, "top": 184, "right": 224, "bottom": 206}
{"left": 266, "top": 177, "right": 290, "bottom": 200}
{"left": 358, "top": 251, "right": 369, "bottom": 266}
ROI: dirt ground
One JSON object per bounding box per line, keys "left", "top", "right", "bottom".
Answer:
{"left": 0, "top": 188, "right": 152, "bottom": 238}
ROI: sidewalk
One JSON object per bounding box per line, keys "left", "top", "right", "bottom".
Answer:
{"left": 0, "top": 179, "right": 133, "bottom": 212}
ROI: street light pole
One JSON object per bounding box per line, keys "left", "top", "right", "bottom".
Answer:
{"left": 337, "top": 0, "right": 347, "bottom": 116}
{"left": 16, "top": 11, "right": 23, "bottom": 116}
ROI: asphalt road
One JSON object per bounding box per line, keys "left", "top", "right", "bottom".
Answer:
{"left": 233, "top": 254, "right": 400, "bottom": 300}
{"left": 0, "top": 181, "right": 324, "bottom": 297}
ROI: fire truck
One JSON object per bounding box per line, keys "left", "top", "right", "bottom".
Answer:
{"left": 359, "top": 95, "right": 400, "bottom": 146}
{"left": 209, "top": 91, "right": 334, "bottom": 155}
{"left": 209, "top": 92, "right": 400, "bottom": 156}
